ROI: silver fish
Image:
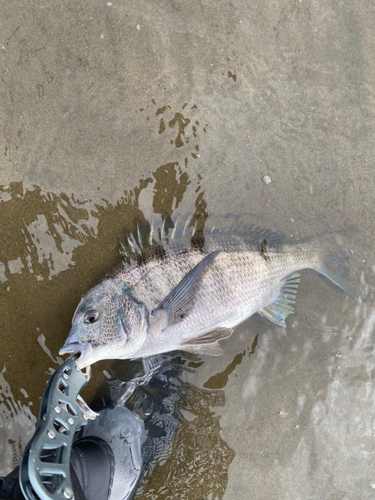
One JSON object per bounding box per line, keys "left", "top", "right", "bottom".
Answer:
{"left": 59, "top": 216, "right": 351, "bottom": 368}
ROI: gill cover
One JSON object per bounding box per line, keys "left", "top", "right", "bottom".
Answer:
{"left": 59, "top": 279, "right": 149, "bottom": 367}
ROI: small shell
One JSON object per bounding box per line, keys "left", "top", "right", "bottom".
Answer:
{"left": 262, "top": 175, "right": 271, "bottom": 185}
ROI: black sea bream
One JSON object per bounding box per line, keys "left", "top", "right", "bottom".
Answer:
{"left": 60, "top": 215, "right": 350, "bottom": 368}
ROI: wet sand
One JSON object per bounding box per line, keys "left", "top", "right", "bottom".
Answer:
{"left": 1, "top": 0, "right": 375, "bottom": 498}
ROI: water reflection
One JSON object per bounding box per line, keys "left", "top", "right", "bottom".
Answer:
{"left": 106, "top": 354, "right": 235, "bottom": 500}
{"left": 0, "top": 161, "right": 203, "bottom": 404}
{"left": 295, "top": 274, "right": 375, "bottom": 497}
{"left": 0, "top": 183, "right": 90, "bottom": 281}
{"left": 0, "top": 151, "right": 236, "bottom": 498}
{"left": 206, "top": 266, "right": 375, "bottom": 499}
{"left": 140, "top": 100, "right": 206, "bottom": 154}
{"left": 0, "top": 368, "right": 36, "bottom": 476}
{"left": 1, "top": 153, "right": 372, "bottom": 498}
{"left": 204, "top": 334, "right": 258, "bottom": 390}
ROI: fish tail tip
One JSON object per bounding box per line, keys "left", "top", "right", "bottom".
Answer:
{"left": 317, "top": 240, "right": 352, "bottom": 295}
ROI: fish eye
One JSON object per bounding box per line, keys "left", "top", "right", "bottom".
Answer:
{"left": 84, "top": 309, "right": 99, "bottom": 324}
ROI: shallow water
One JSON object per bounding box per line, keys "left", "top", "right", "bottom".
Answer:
{"left": 1, "top": 0, "right": 375, "bottom": 498}
{"left": 1, "top": 176, "right": 374, "bottom": 499}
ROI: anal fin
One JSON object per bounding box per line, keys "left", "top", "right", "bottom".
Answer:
{"left": 259, "top": 272, "right": 300, "bottom": 327}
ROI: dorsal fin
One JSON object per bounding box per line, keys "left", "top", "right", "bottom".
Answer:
{"left": 118, "top": 213, "right": 286, "bottom": 267}
{"left": 204, "top": 213, "right": 284, "bottom": 247}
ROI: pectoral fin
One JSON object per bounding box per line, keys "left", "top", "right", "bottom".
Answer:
{"left": 152, "top": 250, "right": 220, "bottom": 327}
{"left": 179, "top": 327, "right": 234, "bottom": 356}
{"left": 259, "top": 272, "right": 300, "bottom": 327}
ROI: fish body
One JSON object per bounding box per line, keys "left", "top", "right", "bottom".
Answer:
{"left": 60, "top": 216, "right": 350, "bottom": 368}
{"left": 125, "top": 238, "right": 310, "bottom": 356}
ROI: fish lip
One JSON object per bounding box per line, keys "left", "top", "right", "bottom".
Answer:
{"left": 59, "top": 342, "right": 81, "bottom": 356}
{"left": 59, "top": 342, "right": 93, "bottom": 369}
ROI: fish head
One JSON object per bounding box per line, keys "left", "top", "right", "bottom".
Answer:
{"left": 59, "top": 279, "right": 149, "bottom": 368}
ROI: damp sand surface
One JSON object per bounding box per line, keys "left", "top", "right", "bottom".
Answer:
{"left": 1, "top": 1, "right": 375, "bottom": 498}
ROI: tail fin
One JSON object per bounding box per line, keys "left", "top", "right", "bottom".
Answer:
{"left": 314, "top": 233, "right": 352, "bottom": 295}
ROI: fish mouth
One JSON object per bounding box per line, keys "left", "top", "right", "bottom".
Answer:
{"left": 59, "top": 342, "right": 94, "bottom": 369}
